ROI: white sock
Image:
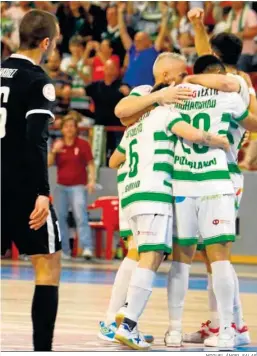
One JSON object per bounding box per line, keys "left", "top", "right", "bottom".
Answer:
{"left": 211, "top": 261, "right": 235, "bottom": 330}
{"left": 207, "top": 273, "right": 219, "bottom": 328}
{"left": 123, "top": 267, "right": 155, "bottom": 322}
{"left": 168, "top": 261, "right": 190, "bottom": 332}
{"left": 105, "top": 257, "right": 137, "bottom": 325}
{"left": 231, "top": 264, "right": 245, "bottom": 329}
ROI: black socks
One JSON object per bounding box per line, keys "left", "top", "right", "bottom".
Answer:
{"left": 32, "top": 285, "right": 59, "bottom": 351}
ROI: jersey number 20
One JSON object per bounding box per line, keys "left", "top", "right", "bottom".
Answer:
{"left": 0, "top": 86, "right": 10, "bottom": 138}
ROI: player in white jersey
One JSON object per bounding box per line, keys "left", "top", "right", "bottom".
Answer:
{"left": 182, "top": 8, "right": 257, "bottom": 347}
{"left": 110, "top": 90, "right": 228, "bottom": 350}
{"left": 98, "top": 53, "right": 194, "bottom": 343}
{"left": 166, "top": 55, "right": 257, "bottom": 350}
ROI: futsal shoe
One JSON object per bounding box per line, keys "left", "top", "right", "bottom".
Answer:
{"left": 164, "top": 330, "right": 183, "bottom": 347}
{"left": 98, "top": 321, "right": 118, "bottom": 342}
{"left": 98, "top": 321, "right": 154, "bottom": 344}
{"left": 218, "top": 326, "right": 235, "bottom": 350}
{"left": 204, "top": 323, "right": 250, "bottom": 347}
{"left": 183, "top": 320, "right": 219, "bottom": 343}
{"left": 115, "top": 322, "right": 151, "bottom": 350}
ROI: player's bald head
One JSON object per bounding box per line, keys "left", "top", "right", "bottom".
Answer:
{"left": 153, "top": 52, "right": 188, "bottom": 85}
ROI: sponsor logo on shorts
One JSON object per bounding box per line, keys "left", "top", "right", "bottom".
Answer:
{"left": 137, "top": 231, "right": 156, "bottom": 236}
{"left": 212, "top": 219, "right": 230, "bottom": 225}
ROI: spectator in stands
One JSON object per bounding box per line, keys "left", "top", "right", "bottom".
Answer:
{"left": 46, "top": 50, "right": 72, "bottom": 117}
{"left": 80, "top": 2, "right": 107, "bottom": 42}
{"left": 101, "top": 4, "right": 134, "bottom": 64}
{"left": 227, "top": 1, "right": 257, "bottom": 72}
{"left": 119, "top": 2, "right": 169, "bottom": 87}
{"left": 3, "top": 1, "right": 31, "bottom": 49}
{"left": 212, "top": 5, "right": 231, "bottom": 35}
{"left": 56, "top": 1, "right": 94, "bottom": 54}
{"left": 48, "top": 115, "right": 95, "bottom": 260}
{"left": 85, "top": 59, "right": 130, "bottom": 155}
{"left": 83, "top": 40, "right": 120, "bottom": 82}
{"left": 61, "top": 36, "right": 92, "bottom": 117}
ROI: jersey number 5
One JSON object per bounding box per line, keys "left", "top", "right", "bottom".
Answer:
{"left": 0, "top": 86, "right": 10, "bottom": 138}
{"left": 129, "top": 139, "right": 139, "bottom": 178}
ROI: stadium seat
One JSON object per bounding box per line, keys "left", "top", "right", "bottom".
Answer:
{"left": 87, "top": 196, "right": 119, "bottom": 260}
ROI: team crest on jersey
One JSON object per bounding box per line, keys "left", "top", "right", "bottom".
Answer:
{"left": 43, "top": 83, "right": 56, "bottom": 101}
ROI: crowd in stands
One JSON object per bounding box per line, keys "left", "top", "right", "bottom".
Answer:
{"left": 1, "top": 1, "right": 257, "bottom": 167}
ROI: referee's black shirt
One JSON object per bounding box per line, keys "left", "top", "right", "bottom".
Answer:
{"left": 1, "top": 54, "right": 56, "bottom": 197}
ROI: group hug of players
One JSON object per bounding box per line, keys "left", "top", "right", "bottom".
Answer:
{"left": 98, "top": 8, "right": 257, "bottom": 351}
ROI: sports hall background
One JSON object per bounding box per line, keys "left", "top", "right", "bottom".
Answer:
{"left": 1, "top": 0, "right": 257, "bottom": 352}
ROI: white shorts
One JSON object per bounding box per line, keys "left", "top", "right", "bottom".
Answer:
{"left": 174, "top": 194, "right": 235, "bottom": 247}
{"left": 129, "top": 214, "right": 173, "bottom": 254}
{"left": 119, "top": 201, "right": 132, "bottom": 240}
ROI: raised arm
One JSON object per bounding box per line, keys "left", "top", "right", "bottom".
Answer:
{"left": 184, "top": 74, "right": 240, "bottom": 92}
{"left": 118, "top": 3, "right": 133, "bottom": 51}
{"left": 187, "top": 8, "right": 212, "bottom": 56}
{"left": 154, "top": 3, "right": 169, "bottom": 51}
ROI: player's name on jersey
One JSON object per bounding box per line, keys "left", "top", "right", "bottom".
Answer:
{"left": 124, "top": 180, "right": 141, "bottom": 193}
{"left": 0, "top": 68, "right": 18, "bottom": 78}
{"left": 125, "top": 122, "right": 143, "bottom": 138}
{"left": 174, "top": 155, "right": 217, "bottom": 169}
{"left": 175, "top": 98, "right": 217, "bottom": 111}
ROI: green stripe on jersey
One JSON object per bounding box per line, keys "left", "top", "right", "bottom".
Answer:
{"left": 153, "top": 162, "right": 173, "bottom": 174}
{"left": 228, "top": 163, "right": 241, "bottom": 174}
{"left": 117, "top": 145, "right": 125, "bottom": 154}
{"left": 129, "top": 92, "right": 141, "bottom": 96}
{"left": 164, "top": 180, "right": 172, "bottom": 188}
{"left": 154, "top": 149, "right": 174, "bottom": 157}
{"left": 121, "top": 192, "right": 173, "bottom": 208}
{"left": 235, "top": 110, "right": 248, "bottom": 122}
{"left": 117, "top": 172, "right": 127, "bottom": 183}
{"left": 154, "top": 131, "right": 177, "bottom": 143}
{"left": 230, "top": 120, "right": 239, "bottom": 129}
{"left": 173, "top": 170, "right": 230, "bottom": 181}
{"left": 167, "top": 118, "right": 185, "bottom": 131}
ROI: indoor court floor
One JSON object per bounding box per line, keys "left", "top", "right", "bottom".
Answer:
{"left": 1, "top": 260, "right": 257, "bottom": 352}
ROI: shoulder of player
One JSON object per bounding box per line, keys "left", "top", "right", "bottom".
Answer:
{"left": 27, "top": 71, "right": 56, "bottom": 101}
{"left": 129, "top": 85, "right": 153, "bottom": 97}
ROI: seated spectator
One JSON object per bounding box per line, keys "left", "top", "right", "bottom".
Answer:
{"left": 119, "top": 2, "right": 169, "bottom": 87}
{"left": 45, "top": 50, "right": 72, "bottom": 117}
{"left": 101, "top": 4, "right": 134, "bottom": 64}
{"left": 84, "top": 59, "right": 130, "bottom": 155}
{"left": 61, "top": 36, "right": 93, "bottom": 117}
{"left": 226, "top": 1, "right": 257, "bottom": 72}
{"left": 48, "top": 114, "right": 96, "bottom": 260}
{"left": 83, "top": 39, "right": 120, "bottom": 82}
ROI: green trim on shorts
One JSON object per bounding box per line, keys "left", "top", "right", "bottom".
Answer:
{"left": 173, "top": 237, "right": 198, "bottom": 246}
{"left": 204, "top": 234, "right": 235, "bottom": 246}
{"left": 121, "top": 192, "right": 173, "bottom": 208}
{"left": 120, "top": 229, "right": 133, "bottom": 238}
{"left": 172, "top": 170, "right": 230, "bottom": 181}
{"left": 138, "top": 244, "right": 172, "bottom": 254}
{"left": 228, "top": 163, "right": 241, "bottom": 174}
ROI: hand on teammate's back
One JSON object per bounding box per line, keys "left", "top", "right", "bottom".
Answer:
{"left": 158, "top": 83, "right": 192, "bottom": 105}
{"left": 29, "top": 196, "right": 50, "bottom": 230}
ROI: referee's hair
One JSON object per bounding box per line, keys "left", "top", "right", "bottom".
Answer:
{"left": 19, "top": 10, "right": 58, "bottom": 50}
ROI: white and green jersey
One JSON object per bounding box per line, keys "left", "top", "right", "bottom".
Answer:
{"left": 117, "top": 105, "right": 185, "bottom": 217}
{"left": 227, "top": 74, "right": 249, "bottom": 188}
{"left": 172, "top": 83, "right": 248, "bottom": 197}
{"left": 129, "top": 85, "right": 153, "bottom": 97}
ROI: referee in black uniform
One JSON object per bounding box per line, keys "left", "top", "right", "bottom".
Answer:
{"left": 1, "top": 10, "right": 61, "bottom": 351}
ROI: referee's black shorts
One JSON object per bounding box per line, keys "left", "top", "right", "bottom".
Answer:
{"left": 1, "top": 190, "right": 62, "bottom": 256}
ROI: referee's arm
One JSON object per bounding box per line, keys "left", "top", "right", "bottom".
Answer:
{"left": 25, "top": 78, "right": 56, "bottom": 197}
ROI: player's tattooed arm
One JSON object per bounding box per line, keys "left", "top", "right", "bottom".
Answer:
{"left": 109, "top": 149, "right": 126, "bottom": 169}
{"left": 171, "top": 121, "right": 229, "bottom": 151}
{"left": 184, "top": 74, "right": 240, "bottom": 93}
